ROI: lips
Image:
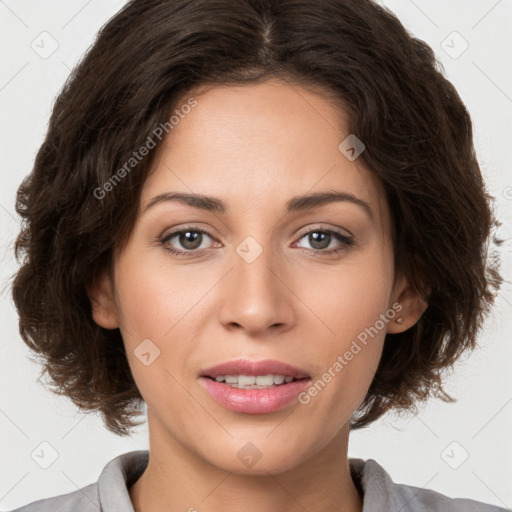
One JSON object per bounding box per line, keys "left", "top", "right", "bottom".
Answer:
{"left": 199, "top": 358, "right": 310, "bottom": 380}
{"left": 198, "top": 358, "right": 312, "bottom": 414}
{"left": 199, "top": 376, "right": 312, "bottom": 414}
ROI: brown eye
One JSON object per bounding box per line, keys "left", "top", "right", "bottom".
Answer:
{"left": 160, "top": 227, "right": 216, "bottom": 256}
{"left": 174, "top": 230, "right": 203, "bottom": 250}
{"left": 295, "top": 228, "right": 354, "bottom": 255}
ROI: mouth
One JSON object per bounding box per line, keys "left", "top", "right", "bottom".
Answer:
{"left": 202, "top": 374, "right": 308, "bottom": 389}
{"left": 199, "top": 358, "right": 311, "bottom": 389}
{"left": 198, "top": 360, "right": 311, "bottom": 414}
{"left": 198, "top": 359, "right": 312, "bottom": 414}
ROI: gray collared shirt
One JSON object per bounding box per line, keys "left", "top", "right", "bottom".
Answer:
{"left": 8, "top": 450, "right": 509, "bottom": 511}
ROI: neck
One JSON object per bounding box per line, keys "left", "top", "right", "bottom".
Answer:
{"left": 129, "top": 413, "right": 363, "bottom": 512}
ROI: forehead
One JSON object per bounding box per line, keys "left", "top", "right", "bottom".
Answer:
{"left": 141, "top": 79, "right": 389, "bottom": 229}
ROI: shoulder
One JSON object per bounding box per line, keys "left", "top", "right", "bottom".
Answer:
{"left": 349, "top": 457, "right": 509, "bottom": 512}
{"left": 6, "top": 450, "right": 149, "bottom": 512}
{"left": 389, "top": 478, "right": 508, "bottom": 511}
{"left": 6, "top": 482, "right": 100, "bottom": 512}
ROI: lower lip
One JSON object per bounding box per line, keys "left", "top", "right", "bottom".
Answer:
{"left": 198, "top": 377, "right": 312, "bottom": 414}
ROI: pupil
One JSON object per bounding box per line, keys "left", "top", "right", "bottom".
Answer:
{"left": 178, "top": 231, "right": 331, "bottom": 251}
{"left": 180, "top": 231, "right": 201, "bottom": 250}
{"left": 310, "top": 232, "right": 329, "bottom": 249}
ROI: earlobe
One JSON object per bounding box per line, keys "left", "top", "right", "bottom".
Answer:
{"left": 387, "top": 276, "right": 429, "bottom": 334}
{"left": 86, "top": 268, "right": 120, "bottom": 329}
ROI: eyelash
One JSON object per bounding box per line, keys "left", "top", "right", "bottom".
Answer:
{"left": 159, "top": 224, "right": 354, "bottom": 257}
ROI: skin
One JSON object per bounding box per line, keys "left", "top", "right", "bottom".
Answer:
{"left": 89, "top": 78, "right": 427, "bottom": 512}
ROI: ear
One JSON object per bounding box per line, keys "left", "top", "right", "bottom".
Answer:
{"left": 86, "top": 267, "right": 120, "bottom": 329}
{"left": 386, "top": 275, "right": 429, "bottom": 334}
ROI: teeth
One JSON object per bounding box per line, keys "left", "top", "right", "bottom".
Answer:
{"left": 212, "top": 374, "right": 297, "bottom": 387}
{"left": 239, "top": 375, "right": 257, "bottom": 386}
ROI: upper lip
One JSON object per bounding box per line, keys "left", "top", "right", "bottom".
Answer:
{"left": 199, "top": 358, "right": 310, "bottom": 379}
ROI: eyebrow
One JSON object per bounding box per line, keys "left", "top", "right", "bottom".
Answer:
{"left": 143, "top": 190, "right": 373, "bottom": 219}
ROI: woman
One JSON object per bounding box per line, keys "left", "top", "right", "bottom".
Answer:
{"left": 10, "top": 0, "right": 505, "bottom": 511}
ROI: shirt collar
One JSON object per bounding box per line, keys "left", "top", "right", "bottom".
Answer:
{"left": 98, "top": 450, "right": 149, "bottom": 511}
{"left": 97, "top": 450, "right": 400, "bottom": 512}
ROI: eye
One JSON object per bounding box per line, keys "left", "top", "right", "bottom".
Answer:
{"left": 159, "top": 225, "right": 216, "bottom": 256}
{"left": 294, "top": 226, "right": 354, "bottom": 255}
{"left": 159, "top": 224, "right": 354, "bottom": 257}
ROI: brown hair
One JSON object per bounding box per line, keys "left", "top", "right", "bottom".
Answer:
{"left": 11, "top": 0, "right": 502, "bottom": 435}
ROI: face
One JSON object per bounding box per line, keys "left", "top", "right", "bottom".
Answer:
{"left": 90, "top": 78, "right": 419, "bottom": 475}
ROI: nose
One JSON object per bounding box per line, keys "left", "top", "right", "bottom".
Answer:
{"left": 217, "top": 241, "right": 295, "bottom": 335}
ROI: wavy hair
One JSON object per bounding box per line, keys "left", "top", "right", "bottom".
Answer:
{"left": 11, "top": 0, "right": 502, "bottom": 435}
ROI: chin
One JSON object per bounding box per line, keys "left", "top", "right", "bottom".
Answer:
{"left": 195, "top": 435, "right": 311, "bottom": 476}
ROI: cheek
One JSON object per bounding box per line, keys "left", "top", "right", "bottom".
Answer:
{"left": 111, "top": 251, "right": 215, "bottom": 404}
{"left": 113, "top": 251, "right": 203, "bottom": 342}
{"left": 294, "top": 248, "right": 393, "bottom": 414}
{"left": 294, "top": 244, "right": 394, "bottom": 344}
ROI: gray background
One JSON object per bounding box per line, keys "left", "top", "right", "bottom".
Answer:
{"left": 1, "top": 0, "right": 511, "bottom": 509}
